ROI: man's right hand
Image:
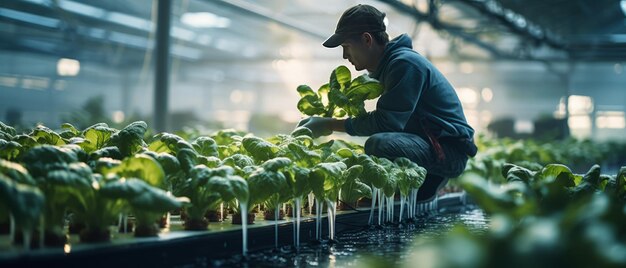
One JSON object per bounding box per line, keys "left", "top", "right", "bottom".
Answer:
{"left": 296, "top": 117, "right": 334, "bottom": 138}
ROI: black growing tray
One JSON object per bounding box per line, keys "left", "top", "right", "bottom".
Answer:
{"left": 0, "top": 192, "right": 469, "bottom": 267}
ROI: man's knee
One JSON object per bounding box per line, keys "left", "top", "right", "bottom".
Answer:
{"left": 364, "top": 133, "right": 390, "bottom": 157}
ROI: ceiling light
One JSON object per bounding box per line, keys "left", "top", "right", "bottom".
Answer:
{"left": 57, "top": 58, "right": 80, "bottom": 76}
{"left": 621, "top": 0, "right": 626, "bottom": 16}
{"left": 181, "top": 12, "right": 230, "bottom": 28}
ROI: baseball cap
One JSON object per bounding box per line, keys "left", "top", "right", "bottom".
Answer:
{"left": 323, "top": 4, "right": 386, "bottom": 48}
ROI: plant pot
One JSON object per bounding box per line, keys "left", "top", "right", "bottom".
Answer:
{"left": 184, "top": 218, "right": 209, "bottom": 231}
{"left": 205, "top": 210, "right": 224, "bottom": 222}
{"left": 358, "top": 197, "right": 372, "bottom": 207}
{"left": 337, "top": 201, "right": 358, "bottom": 211}
{"left": 79, "top": 228, "right": 111, "bottom": 243}
{"left": 118, "top": 218, "right": 135, "bottom": 233}
{"left": 285, "top": 205, "right": 298, "bottom": 217}
{"left": 158, "top": 213, "right": 169, "bottom": 228}
{"left": 14, "top": 230, "right": 68, "bottom": 248}
{"left": 263, "top": 209, "right": 285, "bottom": 220}
{"left": 180, "top": 209, "right": 188, "bottom": 221}
{"left": 171, "top": 208, "right": 182, "bottom": 216}
{"left": 135, "top": 223, "right": 159, "bottom": 237}
{"left": 231, "top": 212, "right": 255, "bottom": 225}
{"left": 68, "top": 221, "right": 86, "bottom": 234}
{"left": 0, "top": 221, "right": 9, "bottom": 234}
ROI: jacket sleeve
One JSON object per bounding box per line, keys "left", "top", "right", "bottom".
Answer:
{"left": 345, "top": 59, "right": 427, "bottom": 136}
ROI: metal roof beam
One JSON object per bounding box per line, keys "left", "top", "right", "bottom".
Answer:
{"left": 208, "top": 0, "right": 327, "bottom": 40}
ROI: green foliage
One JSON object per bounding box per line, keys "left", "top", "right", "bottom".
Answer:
{"left": 103, "top": 154, "right": 166, "bottom": 188}
{"left": 0, "top": 173, "right": 44, "bottom": 232}
{"left": 192, "top": 136, "right": 219, "bottom": 157}
{"left": 310, "top": 161, "right": 347, "bottom": 202}
{"left": 247, "top": 158, "right": 292, "bottom": 211}
{"left": 339, "top": 165, "right": 371, "bottom": 206}
{"left": 0, "top": 120, "right": 436, "bottom": 246}
{"left": 147, "top": 132, "right": 193, "bottom": 154}
{"left": 100, "top": 178, "right": 188, "bottom": 233}
{"left": 107, "top": 121, "right": 148, "bottom": 157}
{"left": 0, "top": 139, "right": 22, "bottom": 160}
{"left": 181, "top": 165, "right": 224, "bottom": 220}
{"left": 394, "top": 157, "right": 426, "bottom": 197}
{"left": 296, "top": 65, "right": 383, "bottom": 118}
{"left": 242, "top": 136, "right": 280, "bottom": 163}
{"left": 0, "top": 121, "right": 17, "bottom": 137}
{"left": 78, "top": 123, "right": 116, "bottom": 153}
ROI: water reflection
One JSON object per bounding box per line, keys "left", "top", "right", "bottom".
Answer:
{"left": 210, "top": 206, "right": 489, "bottom": 267}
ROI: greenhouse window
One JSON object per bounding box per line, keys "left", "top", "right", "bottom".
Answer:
{"left": 568, "top": 115, "right": 592, "bottom": 129}
{"left": 568, "top": 95, "right": 594, "bottom": 115}
{"left": 596, "top": 111, "right": 626, "bottom": 129}
{"left": 181, "top": 12, "right": 230, "bottom": 28}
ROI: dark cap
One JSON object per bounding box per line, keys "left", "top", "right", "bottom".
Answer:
{"left": 323, "top": 4, "right": 386, "bottom": 48}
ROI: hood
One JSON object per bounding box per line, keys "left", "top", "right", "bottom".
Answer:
{"left": 370, "top": 34, "right": 413, "bottom": 79}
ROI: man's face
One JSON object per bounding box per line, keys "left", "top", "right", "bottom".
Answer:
{"left": 340, "top": 35, "right": 371, "bottom": 71}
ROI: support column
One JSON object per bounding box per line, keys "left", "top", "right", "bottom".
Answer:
{"left": 154, "top": 0, "right": 172, "bottom": 132}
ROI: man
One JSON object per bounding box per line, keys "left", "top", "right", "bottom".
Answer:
{"left": 299, "top": 4, "right": 477, "bottom": 202}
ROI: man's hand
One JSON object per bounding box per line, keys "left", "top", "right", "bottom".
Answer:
{"left": 297, "top": 117, "right": 334, "bottom": 138}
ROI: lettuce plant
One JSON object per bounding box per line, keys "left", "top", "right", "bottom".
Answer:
{"left": 176, "top": 148, "right": 222, "bottom": 177}
{"left": 246, "top": 158, "right": 293, "bottom": 213}
{"left": 0, "top": 164, "right": 44, "bottom": 249}
{"left": 21, "top": 145, "right": 91, "bottom": 246}
{"left": 30, "top": 125, "right": 66, "bottom": 146}
{"left": 242, "top": 136, "right": 280, "bottom": 163}
{"left": 191, "top": 136, "right": 219, "bottom": 157}
{"left": 148, "top": 132, "right": 194, "bottom": 154}
{"left": 71, "top": 174, "right": 125, "bottom": 242}
{"left": 309, "top": 161, "right": 347, "bottom": 240}
{"left": 394, "top": 157, "right": 426, "bottom": 220}
{"left": 178, "top": 165, "right": 247, "bottom": 230}
{"left": 296, "top": 65, "right": 383, "bottom": 118}
{"left": 211, "top": 129, "right": 246, "bottom": 158}
{"left": 103, "top": 154, "right": 166, "bottom": 188}
{"left": 339, "top": 165, "right": 371, "bottom": 208}
{"left": 0, "top": 139, "right": 21, "bottom": 161}
{"left": 100, "top": 178, "right": 188, "bottom": 237}
{"left": 74, "top": 123, "right": 117, "bottom": 153}
{"left": 106, "top": 121, "right": 148, "bottom": 158}
{"left": 267, "top": 131, "right": 319, "bottom": 168}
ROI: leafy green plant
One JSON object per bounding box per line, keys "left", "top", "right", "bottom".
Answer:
{"left": 413, "top": 163, "right": 626, "bottom": 268}
{"left": 246, "top": 158, "right": 293, "bottom": 213}
{"left": 70, "top": 174, "right": 125, "bottom": 243}
{"left": 100, "top": 178, "right": 188, "bottom": 237}
{"left": 103, "top": 154, "right": 166, "bottom": 188}
{"left": 106, "top": 121, "right": 148, "bottom": 158}
{"left": 21, "top": 145, "right": 91, "bottom": 246}
{"left": 178, "top": 165, "right": 247, "bottom": 230}
{"left": 296, "top": 65, "right": 383, "bottom": 118}
{"left": 242, "top": 136, "right": 280, "bottom": 163}
{"left": 339, "top": 165, "right": 370, "bottom": 208}
{"left": 211, "top": 129, "right": 246, "bottom": 158}
{"left": 0, "top": 171, "right": 44, "bottom": 249}
{"left": 147, "top": 132, "right": 194, "bottom": 154}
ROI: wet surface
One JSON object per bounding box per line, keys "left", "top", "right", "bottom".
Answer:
{"left": 203, "top": 206, "right": 489, "bottom": 268}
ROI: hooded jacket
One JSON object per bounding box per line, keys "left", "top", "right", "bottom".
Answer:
{"left": 344, "top": 34, "right": 474, "bottom": 141}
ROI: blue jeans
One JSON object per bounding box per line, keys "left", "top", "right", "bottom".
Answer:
{"left": 364, "top": 132, "right": 469, "bottom": 178}
{"left": 365, "top": 132, "right": 468, "bottom": 202}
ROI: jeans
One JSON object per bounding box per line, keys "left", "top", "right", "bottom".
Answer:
{"left": 364, "top": 132, "right": 469, "bottom": 178}
{"left": 364, "top": 132, "right": 470, "bottom": 202}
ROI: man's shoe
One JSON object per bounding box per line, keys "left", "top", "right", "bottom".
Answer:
{"left": 416, "top": 175, "right": 449, "bottom": 202}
